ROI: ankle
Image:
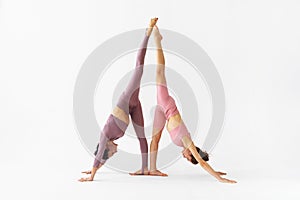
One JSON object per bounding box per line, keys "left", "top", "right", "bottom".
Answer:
{"left": 155, "top": 42, "right": 162, "bottom": 48}
{"left": 146, "top": 27, "right": 154, "bottom": 36}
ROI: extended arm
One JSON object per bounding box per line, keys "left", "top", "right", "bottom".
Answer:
{"left": 78, "top": 132, "right": 109, "bottom": 182}
{"left": 182, "top": 136, "right": 236, "bottom": 183}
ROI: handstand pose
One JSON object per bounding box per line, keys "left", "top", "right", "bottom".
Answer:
{"left": 148, "top": 26, "right": 236, "bottom": 183}
{"left": 79, "top": 18, "right": 158, "bottom": 182}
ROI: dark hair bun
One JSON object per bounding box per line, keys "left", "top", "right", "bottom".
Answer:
{"left": 190, "top": 146, "right": 209, "bottom": 165}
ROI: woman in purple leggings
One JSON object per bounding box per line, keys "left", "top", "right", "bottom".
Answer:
{"left": 79, "top": 18, "right": 158, "bottom": 182}
{"left": 148, "top": 26, "right": 236, "bottom": 183}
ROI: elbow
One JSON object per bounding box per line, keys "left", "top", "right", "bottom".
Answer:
{"left": 136, "top": 61, "right": 142, "bottom": 67}
{"left": 136, "top": 59, "right": 145, "bottom": 67}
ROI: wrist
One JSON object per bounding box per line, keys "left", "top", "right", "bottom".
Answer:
{"left": 215, "top": 174, "right": 222, "bottom": 180}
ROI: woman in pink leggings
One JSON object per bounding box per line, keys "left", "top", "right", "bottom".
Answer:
{"left": 79, "top": 18, "right": 158, "bottom": 182}
{"left": 149, "top": 26, "right": 236, "bottom": 183}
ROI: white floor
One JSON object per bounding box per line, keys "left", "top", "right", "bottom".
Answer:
{"left": 2, "top": 159, "right": 300, "bottom": 200}
{"left": 1, "top": 1, "right": 300, "bottom": 200}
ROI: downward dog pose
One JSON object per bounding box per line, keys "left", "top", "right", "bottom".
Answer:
{"left": 148, "top": 26, "right": 236, "bottom": 183}
{"left": 79, "top": 18, "right": 158, "bottom": 182}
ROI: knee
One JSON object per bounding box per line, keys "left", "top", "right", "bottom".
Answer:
{"left": 150, "top": 138, "right": 160, "bottom": 150}
{"left": 151, "top": 133, "right": 161, "bottom": 144}
{"left": 150, "top": 139, "right": 159, "bottom": 147}
{"left": 136, "top": 59, "right": 145, "bottom": 69}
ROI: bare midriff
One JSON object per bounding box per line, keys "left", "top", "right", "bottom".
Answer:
{"left": 166, "top": 113, "right": 182, "bottom": 132}
{"left": 112, "top": 106, "right": 130, "bottom": 125}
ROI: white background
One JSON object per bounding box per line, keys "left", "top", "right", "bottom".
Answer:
{"left": 1, "top": 0, "right": 300, "bottom": 199}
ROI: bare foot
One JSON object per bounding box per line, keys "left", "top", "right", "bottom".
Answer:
{"left": 129, "top": 168, "right": 149, "bottom": 175}
{"left": 146, "top": 17, "right": 158, "bottom": 36}
{"left": 153, "top": 25, "right": 163, "bottom": 41}
{"left": 149, "top": 169, "right": 168, "bottom": 177}
{"left": 149, "top": 17, "right": 158, "bottom": 27}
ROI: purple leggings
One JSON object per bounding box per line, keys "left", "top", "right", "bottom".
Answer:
{"left": 94, "top": 33, "right": 149, "bottom": 170}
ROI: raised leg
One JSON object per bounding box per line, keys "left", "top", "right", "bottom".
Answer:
{"left": 148, "top": 27, "right": 169, "bottom": 176}
{"left": 153, "top": 26, "right": 166, "bottom": 85}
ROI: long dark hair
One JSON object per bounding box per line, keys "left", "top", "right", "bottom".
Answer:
{"left": 94, "top": 143, "right": 109, "bottom": 160}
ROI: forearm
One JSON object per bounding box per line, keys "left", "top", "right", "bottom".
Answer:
{"left": 185, "top": 139, "right": 219, "bottom": 180}
{"left": 189, "top": 149, "right": 220, "bottom": 180}
{"left": 93, "top": 133, "right": 109, "bottom": 168}
{"left": 90, "top": 165, "right": 101, "bottom": 180}
{"left": 199, "top": 161, "right": 221, "bottom": 180}
{"left": 79, "top": 165, "right": 102, "bottom": 182}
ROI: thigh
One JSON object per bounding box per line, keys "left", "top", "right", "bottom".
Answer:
{"left": 112, "top": 106, "right": 129, "bottom": 125}
{"left": 116, "top": 93, "right": 130, "bottom": 115}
